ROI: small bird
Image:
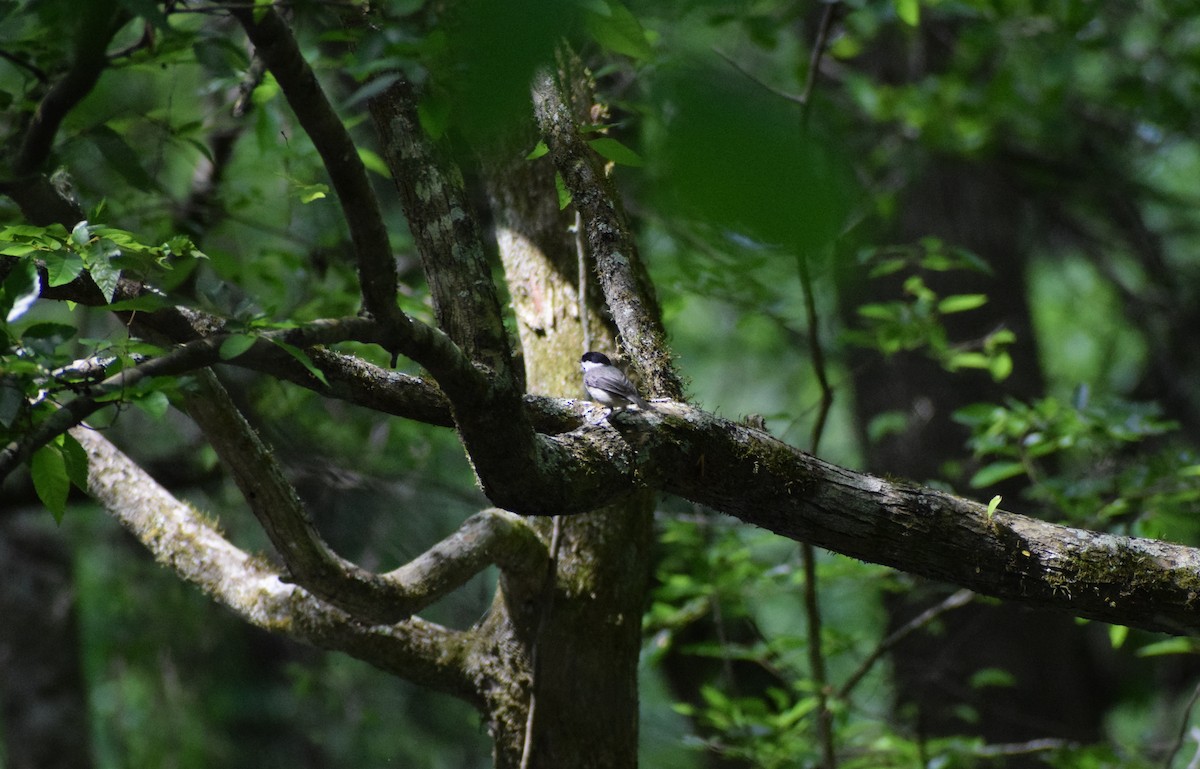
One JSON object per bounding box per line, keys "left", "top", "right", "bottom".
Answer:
{"left": 580, "top": 351, "right": 652, "bottom": 422}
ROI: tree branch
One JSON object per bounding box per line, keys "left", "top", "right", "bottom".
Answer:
{"left": 12, "top": 0, "right": 124, "bottom": 176}
{"left": 230, "top": 6, "right": 399, "bottom": 323}
{"left": 183, "top": 368, "right": 513, "bottom": 624}
{"left": 72, "top": 425, "right": 479, "bottom": 703}
{"left": 0, "top": 315, "right": 394, "bottom": 483}
{"left": 531, "top": 66, "right": 684, "bottom": 400}
{"left": 628, "top": 405, "right": 1200, "bottom": 636}
{"left": 366, "top": 76, "right": 518, "bottom": 379}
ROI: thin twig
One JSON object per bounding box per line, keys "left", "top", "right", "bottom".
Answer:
{"left": 837, "top": 589, "right": 975, "bottom": 699}
{"left": 1163, "top": 680, "right": 1200, "bottom": 769}
{"left": 794, "top": 5, "right": 842, "bottom": 766}
{"left": 712, "top": 47, "right": 806, "bottom": 105}
{"left": 800, "top": 2, "right": 840, "bottom": 129}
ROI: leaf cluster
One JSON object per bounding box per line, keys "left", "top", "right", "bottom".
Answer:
{"left": 956, "top": 394, "right": 1200, "bottom": 538}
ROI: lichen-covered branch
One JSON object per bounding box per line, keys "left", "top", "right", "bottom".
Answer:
{"left": 72, "top": 425, "right": 478, "bottom": 702}
{"left": 184, "top": 369, "right": 500, "bottom": 624}
{"left": 531, "top": 67, "right": 683, "bottom": 401}
{"left": 624, "top": 404, "right": 1200, "bottom": 636}
{"left": 365, "top": 77, "right": 519, "bottom": 387}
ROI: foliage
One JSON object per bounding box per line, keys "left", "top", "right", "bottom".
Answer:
{"left": 3, "top": 0, "right": 1200, "bottom": 766}
{"left": 845, "top": 238, "right": 1016, "bottom": 381}
{"left": 956, "top": 394, "right": 1200, "bottom": 538}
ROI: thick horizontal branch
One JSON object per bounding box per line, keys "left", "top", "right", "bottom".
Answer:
{"left": 618, "top": 405, "right": 1200, "bottom": 636}
{"left": 451, "top": 401, "right": 1200, "bottom": 635}
{"left": 72, "top": 425, "right": 479, "bottom": 702}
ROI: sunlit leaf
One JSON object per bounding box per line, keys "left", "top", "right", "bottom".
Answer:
{"left": 588, "top": 137, "right": 644, "bottom": 167}
{"left": 969, "top": 461, "right": 1026, "bottom": 488}
{"left": 895, "top": 0, "right": 920, "bottom": 27}
{"left": 1137, "top": 637, "right": 1200, "bottom": 657}
{"left": 271, "top": 339, "right": 330, "bottom": 387}
{"left": 358, "top": 148, "right": 392, "bottom": 179}
{"left": 937, "top": 294, "right": 988, "bottom": 314}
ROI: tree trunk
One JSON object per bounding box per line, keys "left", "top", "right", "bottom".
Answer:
{"left": 476, "top": 137, "right": 653, "bottom": 767}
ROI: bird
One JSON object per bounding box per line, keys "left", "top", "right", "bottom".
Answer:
{"left": 580, "top": 351, "right": 653, "bottom": 422}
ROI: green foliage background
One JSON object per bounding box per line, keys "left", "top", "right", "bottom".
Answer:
{"left": 4, "top": 0, "right": 1200, "bottom": 766}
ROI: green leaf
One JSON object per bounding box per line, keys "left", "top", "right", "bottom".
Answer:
{"left": 60, "top": 432, "right": 90, "bottom": 492}
{"left": 86, "top": 254, "right": 122, "bottom": 304}
{"left": 44, "top": 250, "right": 85, "bottom": 287}
{"left": 1108, "top": 625, "right": 1129, "bottom": 649}
{"left": 986, "top": 494, "right": 1001, "bottom": 521}
{"left": 947, "top": 351, "right": 990, "bottom": 371}
{"left": 358, "top": 148, "right": 392, "bottom": 179}
{"left": 969, "top": 461, "right": 1026, "bottom": 488}
{"left": 988, "top": 351, "right": 1013, "bottom": 381}
{"left": 526, "top": 141, "right": 550, "bottom": 160}
{"left": 867, "top": 257, "right": 907, "bottom": 279}
{"left": 31, "top": 444, "right": 70, "bottom": 523}
{"left": 857, "top": 303, "right": 898, "bottom": 321}
{"left": 895, "top": 0, "right": 920, "bottom": 26}
{"left": 0, "top": 242, "right": 37, "bottom": 256}
{"left": 587, "top": 137, "right": 644, "bottom": 167}
{"left": 220, "top": 334, "right": 258, "bottom": 360}
{"left": 297, "top": 183, "right": 329, "bottom": 204}
{"left": 937, "top": 294, "right": 987, "bottom": 314}
{"left": 554, "top": 172, "right": 573, "bottom": 210}
{"left": 133, "top": 390, "right": 170, "bottom": 420}
{"left": 270, "top": 339, "right": 330, "bottom": 387}
{"left": 585, "top": 1, "right": 654, "bottom": 60}
{"left": 969, "top": 667, "right": 1015, "bottom": 689}
{"left": 867, "top": 410, "right": 909, "bottom": 444}
{"left": 1137, "top": 637, "right": 1199, "bottom": 657}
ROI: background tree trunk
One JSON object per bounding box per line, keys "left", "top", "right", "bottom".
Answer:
{"left": 0, "top": 508, "right": 94, "bottom": 769}
{"left": 839, "top": 160, "right": 1113, "bottom": 753}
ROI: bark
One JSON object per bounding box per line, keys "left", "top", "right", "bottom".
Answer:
{"left": 473, "top": 114, "right": 652, "bottom": 765}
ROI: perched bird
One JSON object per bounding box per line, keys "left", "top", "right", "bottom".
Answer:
{"left": 580, "top": 351, "right": 652, "bottom": 422}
